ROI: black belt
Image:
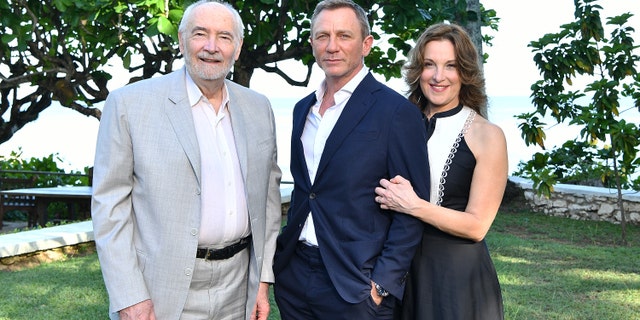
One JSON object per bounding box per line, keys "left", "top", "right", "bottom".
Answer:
{"left": 196, "top": 235, "right": 251, "bottom": 260}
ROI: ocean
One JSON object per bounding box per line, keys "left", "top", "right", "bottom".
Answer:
{"left": 1, "top": 96, "right": 637, "bottom": 182}
{"left": 270, "top": 95, "right": 613, "bottom": 183}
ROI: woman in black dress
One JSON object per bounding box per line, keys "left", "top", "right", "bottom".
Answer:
{"left": 375, "top": 23, "right": 508, "bottom": 320}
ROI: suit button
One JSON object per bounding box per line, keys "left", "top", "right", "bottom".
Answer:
{"left": 309, "top": 193, "right": 316, "bottom": 199}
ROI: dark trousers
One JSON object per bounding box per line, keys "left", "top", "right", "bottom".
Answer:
{"left": 274, "top": 242, "right": 394, "bottom": 320}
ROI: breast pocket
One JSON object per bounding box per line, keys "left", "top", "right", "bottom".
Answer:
{"left": 350, "top": 130, "right": 380, "bottom": 141}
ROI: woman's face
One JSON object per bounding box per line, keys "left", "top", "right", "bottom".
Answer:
{"left": 420, "top": 39, "right": 461, "bottom": 113}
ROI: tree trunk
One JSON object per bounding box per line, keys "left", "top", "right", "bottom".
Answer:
{"left": 455, "top": 0, "right": 486, "bottom": 118}
{"left": 461, "top": 0, "right": 484, "bottom": 71}
{"left": 232, "top": 63, "right": 254, "bottom": 88}
{"left": 611, "top": 139, "right": 628, "bottom": 245}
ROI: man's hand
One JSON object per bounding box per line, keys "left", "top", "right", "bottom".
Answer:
{"left": 370, "top": 281, "right": 383, "bottom": 306}
{"left": 250, "top": 282, "right": 271, "bottom": 320}
{"left": 119, "top": 299, "right": 156, "bottom": 320}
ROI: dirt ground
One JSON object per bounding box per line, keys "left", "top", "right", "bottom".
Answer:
{"left": 0, "top": 242, "right": 96, "bottom": 272}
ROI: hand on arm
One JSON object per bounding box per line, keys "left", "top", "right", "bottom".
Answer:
{"left": 375, "top": 121, "right": 508, "bottom": 242}
{"left": 375, "top": 176, "right": 426, "bottom": 215}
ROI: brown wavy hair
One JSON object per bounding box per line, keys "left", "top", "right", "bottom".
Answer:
{"left": 404, "top": 23, "right": 487, "bottom": 118}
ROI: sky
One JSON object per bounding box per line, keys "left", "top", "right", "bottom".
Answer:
{"left": 245, "top": 0, "right": 639, "bottom": 98}
{"left": 0, "top": 0, "right": 638, "bottom": 173}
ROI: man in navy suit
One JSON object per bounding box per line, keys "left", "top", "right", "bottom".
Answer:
{"left": 273, "top": 0, "right": 430, "bottom": 318}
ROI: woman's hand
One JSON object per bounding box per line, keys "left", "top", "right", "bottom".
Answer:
{"left": 374, "top": 175, "right": 420, "bottom": 215}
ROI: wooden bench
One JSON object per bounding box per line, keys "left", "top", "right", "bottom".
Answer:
{"left": 1, "top": 176, "right": 38, "bottom": 230}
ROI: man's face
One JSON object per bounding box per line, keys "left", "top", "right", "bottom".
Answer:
{"left": 179, "top": 3, "right": 242, "bottom": 81}
{"left": 310, "top": 7, "right": 372, "bottom": 86}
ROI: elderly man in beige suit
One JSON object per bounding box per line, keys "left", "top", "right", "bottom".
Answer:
{"left": 91, "top": 1, "right": 281, "bottom": 319}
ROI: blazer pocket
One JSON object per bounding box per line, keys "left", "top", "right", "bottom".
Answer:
{"left": 253, "top": 138, "right": 274, "bottom": 152}
{"left": 350, "top": 130, "right": 379, "bottom": 141}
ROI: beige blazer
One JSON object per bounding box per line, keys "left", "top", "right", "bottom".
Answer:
{"left": 91, "top": 68, "right": 282, "bottom": 320}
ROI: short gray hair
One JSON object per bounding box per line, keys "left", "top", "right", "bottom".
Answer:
{"left": 178, "top": 0, "right": 245, "bottom": 41}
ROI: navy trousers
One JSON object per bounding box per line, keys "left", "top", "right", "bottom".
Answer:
{"left": 274, "top": 242, "right": 394, "bottom": 320}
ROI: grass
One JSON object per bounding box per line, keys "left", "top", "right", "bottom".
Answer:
{"left": 488, "top": 210, "right": 640, "bottom": 319}
{"left": 0, "top": 210, "right": 638, "bottom": 319}
{"left": 0, "top": 245, "right": 106, "bottom": 319}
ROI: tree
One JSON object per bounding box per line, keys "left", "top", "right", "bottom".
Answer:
{"left": 233, "top": 0, "right": 495, "bottom": 85}
{"left": 0, "top": 0, "right": 181, "bottom": 144}
{"left": 0, "top": 0, "right": 497, "bottom": 145}
{"left": 516, "top": 0, "right": 640, "bottom": 244}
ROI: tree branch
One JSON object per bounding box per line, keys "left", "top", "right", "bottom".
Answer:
{"left": 260, "top": 63, "right": 313, "bottom": 87}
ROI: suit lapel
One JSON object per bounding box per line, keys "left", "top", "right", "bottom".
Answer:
{"left": 164, "top": 69, "right": 202, "bottom": 185}
{"left": 314, "top": 74, "right": 377, "bottom": 180}
{"left": 292, "top": 94, "right": 316, "bottom": 188}
{"left": 226, "top": 81, "right": 249, "bottom": 182}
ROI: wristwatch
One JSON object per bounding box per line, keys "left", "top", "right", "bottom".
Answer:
{"left": 373, "top": 282, "right": 390, "bottom": 297}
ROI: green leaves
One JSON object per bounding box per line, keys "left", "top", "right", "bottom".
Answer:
{"left": 0, "top": 0, "right": 498, "bottom": 146}
{"left": 155, "top": 16, "right": 177, "bottom": 40}
{"left": 517, "top": 0, "right": 640, "bottom": 195}
{"left": 517, "top": 112, "right": 547, "bottom": 149}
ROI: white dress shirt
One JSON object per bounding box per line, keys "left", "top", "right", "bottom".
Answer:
{"left": 298, "top": 67, "right": 370, "bottom": 246}
{"left": 187, "top": 74, "right": 249, "bottom": 247}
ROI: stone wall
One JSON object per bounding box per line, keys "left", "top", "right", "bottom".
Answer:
{"left": 509, "top": 176, "right": 640, "bottom": 225}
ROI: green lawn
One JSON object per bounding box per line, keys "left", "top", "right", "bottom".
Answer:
{"left": 489, "top": 210, "right": 639, "bottom": 319}
{"left": 0, "top": 210, "right": 638, "bottom": 319}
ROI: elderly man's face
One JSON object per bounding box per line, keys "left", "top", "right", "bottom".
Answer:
{"left": 179, "top": 3, "right": 242, "bottom": 81}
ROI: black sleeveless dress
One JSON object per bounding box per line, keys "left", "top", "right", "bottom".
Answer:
{"left": 395, "top": 105, "right": 504, "bottom": 320}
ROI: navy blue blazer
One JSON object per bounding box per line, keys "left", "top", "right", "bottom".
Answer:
{"left": 274, "top": 73, "right": 430, "bottom": 303}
